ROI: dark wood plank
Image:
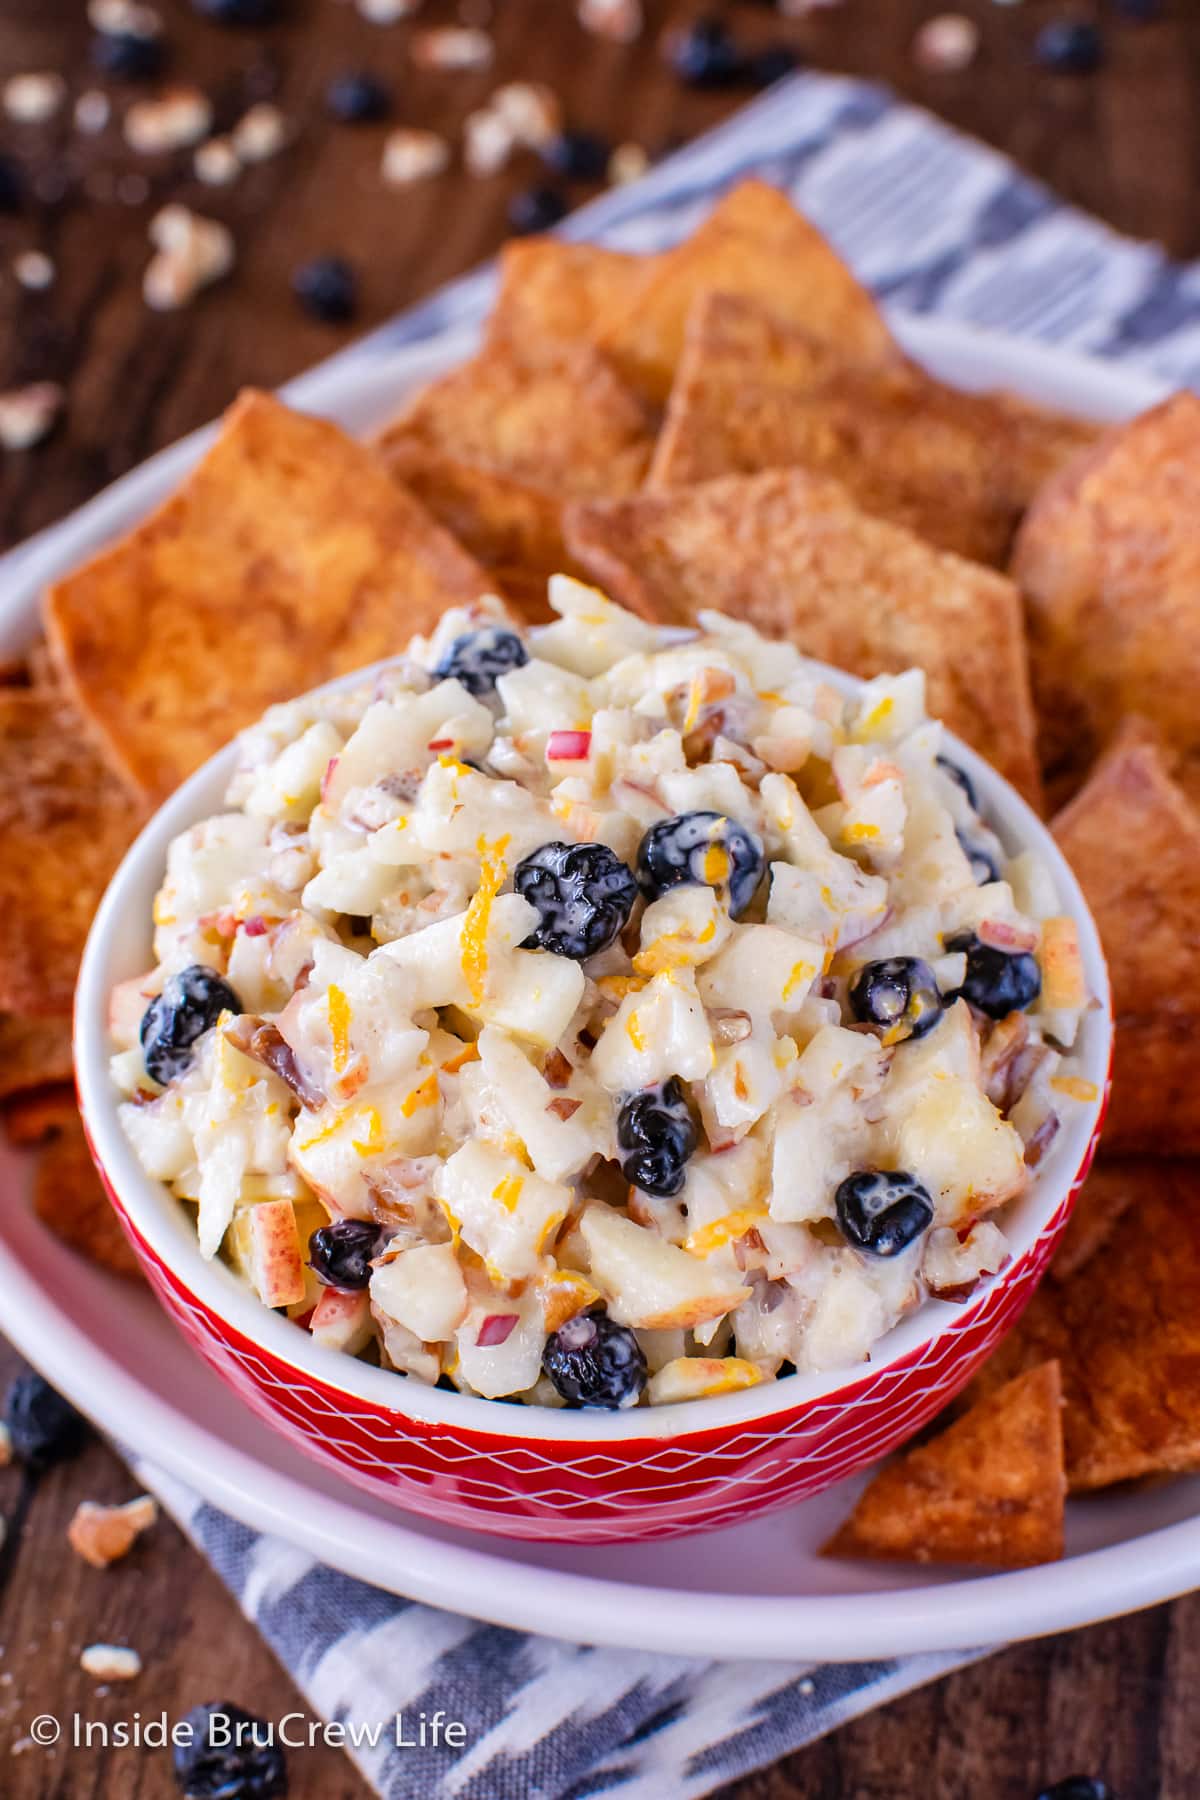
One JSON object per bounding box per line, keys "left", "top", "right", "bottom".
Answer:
{"left": 0, "top": 1, "right": 1196, "bottom": 1795}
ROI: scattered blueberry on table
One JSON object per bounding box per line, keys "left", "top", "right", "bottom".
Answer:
{"left": 746, "top": 44, "right": 801, "bottom": 90}
{"left": 291, "top": 255, "right": 358, "bottom": 323}
{"left": 1035, "top": 1780, "right": 1117, "bottom": 1800}
{"left": 636, "top": 811, "right": 765, "bottom": 919}
{"left": 1035, "top": 20, "right": 1105, "bottom": 74}
{"left": 173, "top": 1701, "right": 288, "bottom": 1800}
{"left": 514, "top": 842, "right": 640, "bottom": 960}
{"left": 849, "top": 957, "right": 944, "bottom": 1042}
{"left": 325, "top": 71, "right": 391, "bottom": 124}
{"left": 432, "top": 625, "right": 528, "bottom": 697}
{"left": 542, "top": 129, "right": 611, "bottom": 182}
{"left": 140, "top": 965, "right": 243, "bottom": 1086}
{"left": 835, "top": 1170, "right": 936, "bottom": 1258}
{"left": 91, "top": 31, "right": 166, "bottom": 81}
{"left": 668, "top": 16, "right": 744, "bottom": 88}
{"left": 948, "top": 932, "right": 1043, "bottom": 1019}
{"left": 191, "top": 0, "right": 279, "bottom": 26}
{"left": 507, "top": 184, "right": 568, "bottom": 234}
{"left": 308, "top": 1220, "right": 382, "bottom": 1291}
{"left": 4, "top": 1371, "right": 89, "bottom": 1468}
{"left": 542, "top": 1308, "right": 648, "bottom": 1409}
{"left": 616, "top": 1077, "right": 700, "bottom": 1198}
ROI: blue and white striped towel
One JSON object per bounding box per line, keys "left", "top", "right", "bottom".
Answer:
{"left": 128, "top": 69, "right": 1200, "bottom": 1800}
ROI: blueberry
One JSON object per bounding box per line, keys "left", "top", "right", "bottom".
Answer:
{"left": 325, "top": 71, "right": 390, "bottom": 123}
{"left": 0, "top": 155, "right": 23, "bottom": 214}
{"left": 542, "top": 1308, "right": 647, "bottom": 1409}
{"left": 668, "top": 17, "right": 743, "bottom": 87}
{"left": 1112, "top": 0, "right": 1159, "bottom": 15}
{"left": 91, "top": 30, "right": 166, "bottom": 79}
{"left": 1035, "top": 20, "right": 1104, "bottom": 73}
{"left": 936, "top": 754, "right": 978, "bottom": 813}
{"left": 835, "top": 1170, "right": 934, "bottom": 1258}
{"left": 307, "top": 1219, "right": 381, "bottom": 1290}
{"left": 291, "top": 256, "right": 357, "bottom": 324}
{"left": 173, "top": 1701, "right": 287, "bottom": 1799}
{"left": 191, "top": 0, "right": 278, "bottom": 24}
{"left": 1035, "top": 1782, "right": 1116, "bottom": 1800}
{"left": 637, "top": 811, "right": 764, "bottom": 918}
{"left": 432, "top": 625, "right": 528, "bottom": 697}
{"left": 141, "top": 966, "right": 242, "bottom": 1086}
{"left": 542, "top": 130, "right": 610, "bottom": 182}
{"left": 746, "top": 44, "right": 800, "bottom": 89}
{"left": 947, "top": 931, "right": 1042, "bottom": 1019}
{"left": 508, "top": 186, "right": 568, "bottom": 235}
{"left": 4, "top": 1371, "right": 88, "bottom": 1468}
{"left": 616, "top": 1077, "right": 699, "bottom": 1198}
{"left": 849, "top": 957, "right": 943, "bottom": 1042}
{"left": 956, "top": 829, "right": 1001, "bottom": 886}
{"left": 514, "top": 842, "right": 639, "bottom": 960}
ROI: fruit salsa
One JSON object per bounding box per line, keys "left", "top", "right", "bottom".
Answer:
{"left": 110, "top": 578, "right": 1096, "bottom": 1410}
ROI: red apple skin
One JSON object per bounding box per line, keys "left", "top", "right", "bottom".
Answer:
{"left": 309, "top": 1286, "right": 373, "bottom": 1356}
{"left": 249, "top": 1200, "right": 306, "bottom": 1309}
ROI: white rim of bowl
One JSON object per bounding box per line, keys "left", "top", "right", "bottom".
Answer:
{"left": 75, "top": 646, "right": 1113, "bottom": 1445}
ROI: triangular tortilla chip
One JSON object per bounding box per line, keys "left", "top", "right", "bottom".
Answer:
{"left": 593, "top": 180, "right": 897, "bottom": 405}
{"left": 823, "top": 1362, "right": 1065, "bottom": 1567}
{"left": 566, "top": 468, "right": 1042, "bottom": 805}
{"left": 379, "top": 339, "right": 654, "bottom": 502}
{"left": 971, "top": 1161, "right": 1200, "bottom": 1489}
{"left": 649, "top": 292, "right": 1097, "bottom": 565}
{"left": 487, "top": 238, "right": 651, "bottom": 360}
{"left": 32, "top": 1107, "right": 142, "bottom": 1280}
{"left": 1052, "top": 722, "right": 1200, "bottom": 1153}
{"left": 376, "top": 441, "right": 582, "bottom": 624}
{"left": 0, "top": 1016, "right": 73, "bottom": 1100}
{"left": 1049, "top": 1156, "right": 1145, "bottom": 1283}
{"left": 1013, "top": 391, "right": 1200, "bottom": 801}
{"left": 0, "top": 689, "right": 145, "bottom": 1015}
{"left": 44, "top": 390, "right": 492, "bottom": 801}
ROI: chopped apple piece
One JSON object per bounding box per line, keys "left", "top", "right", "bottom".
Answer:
{"left": 580, "top": 1205, "right": 749, "bottom": 1330}
{"left": 246, "top": 1199, "right": 305, "bottom": 1308}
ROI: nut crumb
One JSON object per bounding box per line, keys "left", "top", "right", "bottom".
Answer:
{"left": 0, "top": 383, "right": 63, "bottom": 451}
{"left": 493, "top": 81, "right": 561, "bottom": 149}
{"left": 125, "top": 85, "right": 213, "bottom": 155}
{"left": 380, "top": 128, "right": 450, "bottom": 185}
{"left": 411, "top": 26, "right": 494, "bottom": 69}
{"left": 79, "top": 1644, "right": 142, "bottom": 1682}
{"left": 67, "top": 1495, "right": 158, "bottom": 1569}
{"left": 463, "top": 106, "right": 516, "bottom": 177}
{"left": 144, "top": 204, "right": 234, "bottom": 310}
{"left": 87, "top": 0, "right": 161, "bottom": 37}
{"left": 578, "top": 0, "right": 642, "bottom": 42}
{"left": 194, "top": 136, "right": 240, "bottom": 186}
{"left": 4, "top": 73, "right": 66, "bottom": 125}
{"left": 231, "top": 102, "right": 287, "bottom": 164}
{"left": 74, "top": 89, "right": 111, "bottom": 135}
{"left": 357, "top": 0, "right": 421, "bottom": 19}
{"left": 13, "top": 250, "right": 55, "bottom": 291}
{"left": 912, "top": 13, "right": 980, "bottom": 71}
{"left": 608, "top": 141, "right": 648, "bottom": 185}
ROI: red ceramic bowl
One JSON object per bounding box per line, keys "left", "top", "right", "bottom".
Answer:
{"left": 75, "top": 663, "right": 1112, "bottom": 1545}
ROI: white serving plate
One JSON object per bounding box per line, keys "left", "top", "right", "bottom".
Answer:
{"left": 2, "top": 315, "right": 1194, "bottom": 1662}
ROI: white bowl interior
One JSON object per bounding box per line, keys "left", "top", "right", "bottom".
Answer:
{"left": 75, "top": 645, "right": 1112, "bottom": 1445}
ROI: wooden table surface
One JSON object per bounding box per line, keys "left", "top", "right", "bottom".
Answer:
{"left": 0, "top": 1, "right": 1196, "bottom": 1794}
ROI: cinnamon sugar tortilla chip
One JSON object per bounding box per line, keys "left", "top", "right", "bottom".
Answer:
{"left": 0, "top": 1015, "right": 73, "bottom": 1101}
{"left": 823, "top": 1362, "right": 1065, "bottom": 1567}
{"left": 376, "top": 442, "right": 581, "bottom": 624}
{"left": 971, "top": 1163, "right": 1200, "bottom": 1489}
{"left": 379, "top": 341, "right": 655, "bottom": 501}
{"left": 566, "top": 469, "right": 1043, "bottom": 805}
{"left": 1050, "top": 1158, "right": 1145, "bottom": 1283}
{"left": 649, "top": 292, "right": 1097, "bottom": 565}
{"left": 0, "top": 689, "right": 145, "bottom": 1016}
{"left": 1013, "top": 392, "right": 1200, "bottom": 801}
{"left": 594, "top": 180, "right": 897, "bottom": 405}
{"left": 3, "top": 1082, "right": 75, "bottom": 1146}
{"left": 487, "top": 238, "right": 650, "bottom": 360}
{"left": 33, "top": 1108, "right": 142, "bottom": 1280}
{"left": 44, "top": 390, "right": 492, "bottom": 801}
{"left": 1052, "top": 722, "right": 1200, "bottom": 1153}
